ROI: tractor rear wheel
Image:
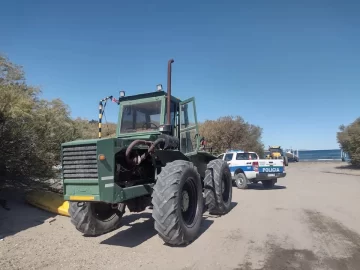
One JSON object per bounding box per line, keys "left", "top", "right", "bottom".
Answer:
{"left": 69, "top": 201, "right": 125, "bottom": 236}
{"left": 204, "top": 159, "right": 232, "bottom": 215}
{"left": 152, "top": 160, "right": 204, "bottom": 246}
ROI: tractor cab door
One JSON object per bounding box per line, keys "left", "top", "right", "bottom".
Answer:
{"left": 179, "top": 97, "right": 199, "bottom": 154}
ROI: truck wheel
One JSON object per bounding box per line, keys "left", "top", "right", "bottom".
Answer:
{"left": 234, "top": 172, "right": 248, "bottom": 189}
{"left": 69, "top": 201, "right": 125, "bottom": 236}
{"left": 284, "top": 156, "right": 289, "bottom": 166}
{"left": 204, "top": 159, "right": 232, "bottom": 215}
{"left": 152, "top": 160, "right": 204, "bottom": 246}
{"left": 262, "top": 179, "right": 275, "bottom": 189}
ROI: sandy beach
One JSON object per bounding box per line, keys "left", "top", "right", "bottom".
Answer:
{"left": 1, "top": 162, "right": 360, "bottom": 270}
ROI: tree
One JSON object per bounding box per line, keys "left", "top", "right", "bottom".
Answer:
{"left": 337, "top": 118, "right": 360, "bottom": 167}
{"left": 0, "top": 54, "right": 81, "bottom": 181}
{"left": 0, "top": 54, "right": 25, "bottom": 85}
{"left": 199, "top": 115, "right": 264, "bottom": 156}
{"left": 73, "top": 118, "right": 117, "bottom": 139}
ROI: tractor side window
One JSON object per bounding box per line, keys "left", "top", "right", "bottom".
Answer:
{"left": 179, "top": 100, "right": 197, "bottom": 153}
{"left": 180, "top": 129, "right": 197, "bottom": 153}
{"left": 165, "top": 101, "right": 176, "bottom": 126}
{"left": 224, "top": 153, "right": 233, "bottom": 161}
{"left": 121, "top": 106, "right": 134, "bottom": 131}
{"left": 180, "top": 101, "right": 196, "bottom": 129}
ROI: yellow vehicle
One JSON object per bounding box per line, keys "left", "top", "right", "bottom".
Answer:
{"left": 266, "top": 146, "right": 289, "bottom": 166}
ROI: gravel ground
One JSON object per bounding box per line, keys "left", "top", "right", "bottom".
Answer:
{"left": 1, "top": 162, "right": 360, "bottom": 270}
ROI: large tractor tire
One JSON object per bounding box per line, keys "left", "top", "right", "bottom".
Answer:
{"left": 69, "top": 201, "right": 125, "bottom": 236}
{"left": 152, "top": 160, "right": 204, "bottom": 246}
{"left": 204, "top": 159, "right": 232, "bottom": 215}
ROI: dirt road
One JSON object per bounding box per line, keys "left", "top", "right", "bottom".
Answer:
{"left": 1, "top": 162, "right": 360, "bottom": 270}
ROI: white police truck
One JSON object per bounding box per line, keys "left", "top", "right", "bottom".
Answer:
{"left": 217, "top": 150, "right": 286, "bottom": 189}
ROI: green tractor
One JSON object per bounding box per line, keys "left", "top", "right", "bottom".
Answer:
{"left": 61, "top": 59, "right": 233, "bottom": 246}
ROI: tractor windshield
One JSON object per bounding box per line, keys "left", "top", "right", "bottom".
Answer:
{"left": 269, "top": 148, "right": 283, "bottom": 155}
{"left": 120, "top": 100, "right": 162, "bottom": 133}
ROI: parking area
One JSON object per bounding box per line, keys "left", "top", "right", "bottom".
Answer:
{"left": 1, "top": 162, "right": 360, "bottom": 270}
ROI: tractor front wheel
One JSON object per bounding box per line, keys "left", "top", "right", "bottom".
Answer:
{"left": 69, "top": 201, "right": 125, "bottom": 236}
{"left": 152, "top": 160, "right": 204, "bottom": 246}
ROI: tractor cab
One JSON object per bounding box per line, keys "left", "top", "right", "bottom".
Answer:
{"left": 115, "top": 90, "right": 201, "bottom": 155}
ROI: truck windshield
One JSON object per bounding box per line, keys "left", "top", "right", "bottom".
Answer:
{"left": 120, "top": 100, "right": 162, "bottom": 133}
{"left": 236, "top": 153, "right": 258, "bottom": 160}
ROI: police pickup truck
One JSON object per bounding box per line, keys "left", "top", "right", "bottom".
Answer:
{"left": 217, "top": 150, "right": 286, "bottom": 189}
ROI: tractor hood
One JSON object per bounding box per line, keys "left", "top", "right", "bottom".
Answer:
{"left": 61, "top": 138, "right": 111, "bottom": 147}
{"left": 60, "top": 134, "right": 168, "bottom": 203}
{"left": 61, "top": 132, "right": 162, "bottom": 149}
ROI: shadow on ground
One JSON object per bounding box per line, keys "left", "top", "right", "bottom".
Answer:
{"left": 334, "top": 164, "right": 359, "bottom": 170}
{"left": 100, "top": 203, "right": 237, "bottom": 248}
{"left": 233, "top": 183, "right": 286, "bottom": 191}
{"left": 249, "top": 184, "right": 286, "bottom": 190}
{"left": 100, "top": 212, "right": 156, "bottom": 248}
{"left": 228, "top": 201, "right": 238, "bottom": 212}
{"left": 204, "top": 201, "right": 238, "bottom": 218}
{"left": 0, "top": 187, "right": 57, "bottom": 239}
{"left": 322, "top": 171, "right": 360, "bottom": 177}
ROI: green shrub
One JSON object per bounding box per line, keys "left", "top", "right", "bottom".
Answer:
{"left": 199, "top": 116, "right": 264, "bottom": 156}
{"left": 337, "top": 118, "right": 360, "bottom": 167}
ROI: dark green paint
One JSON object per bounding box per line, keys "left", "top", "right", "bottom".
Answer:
{"left": 64, "top": 183, "right": 99, "bottom": 199}
{"left": 97, "top": 138, "right": 117, "bottom": 202}
{"left": 114, "top": 184, "right": 154, "bottom": 202}
{"left": 61, "top": 89, "right": 218, "bottom": 204}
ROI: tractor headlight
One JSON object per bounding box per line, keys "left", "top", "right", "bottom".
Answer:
{"left": 157, "top": 84, "right": 163, "bottom": 91}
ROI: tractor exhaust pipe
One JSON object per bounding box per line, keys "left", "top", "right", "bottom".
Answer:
{"left": 167, "top": 59, "right": 174, "bottom": 125}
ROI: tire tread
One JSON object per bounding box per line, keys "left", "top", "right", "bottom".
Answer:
{"left": 152, "top": 160, "right": 203, "bottom": 245}
{"left": 204, "top": 159, "right": 232, "bottom": 215}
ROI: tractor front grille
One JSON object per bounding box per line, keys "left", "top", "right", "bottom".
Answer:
{"left": 62, "top": 144, "right": 98, "bottom": 179}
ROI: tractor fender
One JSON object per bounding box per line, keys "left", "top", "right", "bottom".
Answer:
{"left": 153, "top": 150, "right": 189, "bottom": 166}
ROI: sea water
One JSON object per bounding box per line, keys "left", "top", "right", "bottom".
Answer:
{"left": 297, "top": 149, "right": 347, "bottom": 161}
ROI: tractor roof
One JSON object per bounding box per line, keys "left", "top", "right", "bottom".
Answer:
{"left": 118, "top": 90, "right": 182, "bottom": 103}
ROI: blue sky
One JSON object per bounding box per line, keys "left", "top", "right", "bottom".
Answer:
{"left": 1, "top": 0, "right": 359, "bottom": 149}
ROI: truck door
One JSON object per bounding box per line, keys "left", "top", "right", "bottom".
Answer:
{"left": 179, "top": 97, "right": 198, "bottom": 154}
